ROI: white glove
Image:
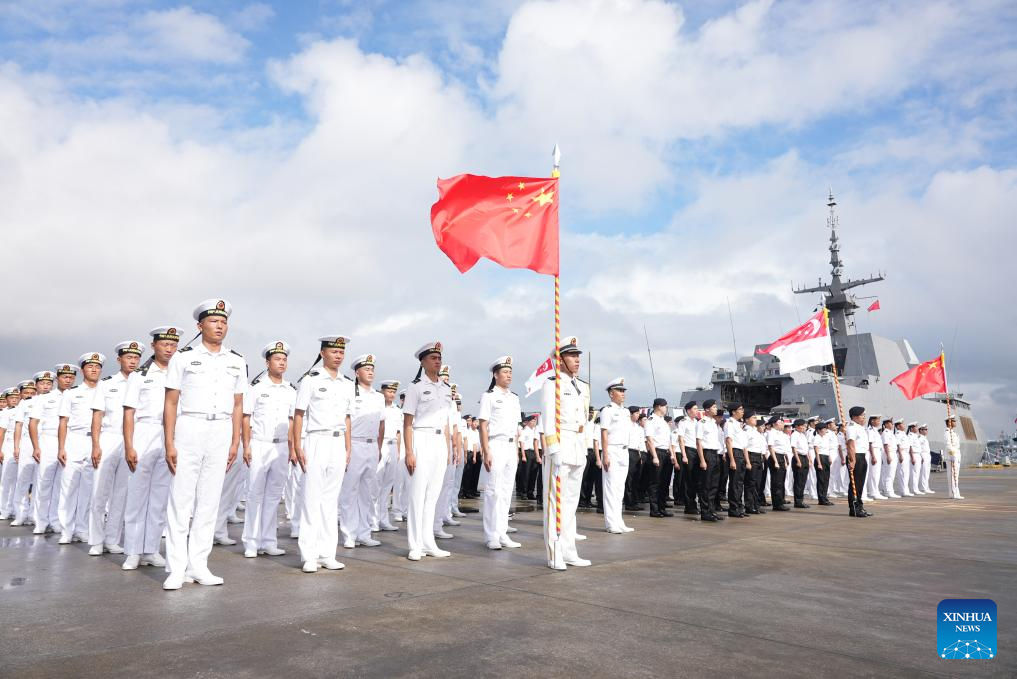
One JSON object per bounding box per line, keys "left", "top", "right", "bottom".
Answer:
{"left": 547, "top": 443, "right": 562, "bottom": 468}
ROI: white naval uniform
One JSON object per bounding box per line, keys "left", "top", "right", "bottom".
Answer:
{"left": 864, "top": 427, "right": 884, "bottom": 500}
{"left": 88, "top": 372, "right": 130, "bottom": 548}
{"left": 285, "top": 417, "right": 308, "bottom": 535}
{"left": 945, "top": 428, "right": 962, "bottom": 498}
{"left": 28, "top": 389, "right": 65, "bottom": 531}
{"left": 914, "top": 433, "right": 932, "bottom": 494}
{"left": 295, "top": 369, "right": 353, "bottom": 565}
{"left": 433, "top": 407, "right": 460, "bottom": 532}
{"left": 879, "top": 429, "right": 899, "bottom": 497}
{"left": 478, "top": 386, "right": 521, "bottom": 545}
{"left": 11, "top": 401, "right": 38, "bottom": 524}
{"left": 895, "top": 430, "right": 914, "bottom": 496}
{"left": 340, "top": 383, "right": 384, "bottom": 546}
{"left": 403, "top": 375, "right": 453, "bottom": 556}
{"left": 830, "top": 432, "right": 848, "bottom": 496}
{"left": 122, "top": 362, "right": 172, "bottom": 558}
{"left": 805, "top": 428, "right": 818, "bottom": 499}
{"left": 57, "top": 383, "right": 98, "bottom": 539}
{"left": 375, "top": 404, "right": 403, "bottom": 526}
{"left": 241, "top": 378, "right": 295, "bottom": 553}
{"left": 449, "top": 415, "right": 469, "bottom": 516}
{"left": 164, "top": 344, "right": 247, "bottom": 579}
{"left": 0, "top": 406, "right": 20, "bottom": 518}
{"left": 600, "top": 402, "right": 631, "bottom": 533}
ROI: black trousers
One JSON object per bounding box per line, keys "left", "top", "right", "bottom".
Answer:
{"left": 815, "top": 454, "right": 831, "bottom": 502}
{"left": 745, "top": 452, "right": 765, "bottom": 511}
{"left": 524, "top": 449, "right": 540, "bottom": 498}
{"left": 847, "top": 456, "right": 868, "bottom": 514}
{"left": 697, "top": 449, "right": 720, "bottom": 516}
{"left": 792, "top": 456, "right": 809, "bottom": 503}
{"left": 769, "top": 456, "right": 788, "bottom": 508}
{"left": 638, "top": 450, "right": 661, "bottom": 512}
{"left": 717, "top": 459, "right": 728, "bottom": 503}
{"left": 681, "top": 452, "right": 699, "bottom": 513}
{"left": 515, "top": 450, "right": 531, "bottom": 497}
{"left": 624, "top": 448, "right": 642, "bottom": 506}
{"left": 656, "top": 450, "right": 674, "bottom": 512}
{"left": 673, "top": 454, "right": 684, "bottom": 505}
{"left": 461, "top": 455, "right": 481, "bottom": 496}
{"left": 726, "top": 450, "right": 746, "bottom": 513}
{"left": 754, "top": 454, "right": 768, "bottom": 505}
{"left": 580, "top": 448, "right": 602, "bottom": 506}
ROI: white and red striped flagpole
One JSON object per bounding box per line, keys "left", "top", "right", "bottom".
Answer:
{"left": 550, "top": 145, "right": 563, "bottom": 558}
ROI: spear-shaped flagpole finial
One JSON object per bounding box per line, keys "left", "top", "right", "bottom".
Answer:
{"left": 552, "top": 143, "right": 561, "bottom": 177}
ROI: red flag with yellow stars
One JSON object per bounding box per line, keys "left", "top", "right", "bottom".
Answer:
{"left": 890, "top": 353, "right": 947, "bottom": 400}
{"left": 430, "top": 174, "right": 559, "bottom": 275}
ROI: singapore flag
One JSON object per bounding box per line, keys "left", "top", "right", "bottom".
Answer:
{"left": 759, "top": 309, "right": 835, "bottom": 375}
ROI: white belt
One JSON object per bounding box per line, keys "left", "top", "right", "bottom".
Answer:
{"left": 308, "top": 430, "right": 346, "bottom": 437}
{"left": 135, "top": 417, "right": 162, "bottom": 424}
{"left": 67, "top": 429, "right": 91, "bottom": 436}
{"left": 412, "top": 427, "right": 444, "bottom": 435}
{"left": 181, "top": 412, "right": 230, "bottom": 421}
{"left": 352, "top": 437, "right": 376, "bottom": 443}
{"left": 254, "top": 437, "right": 287, "bottom": 444}
{"left": 383, "top": 438, "right": 397, "bottom": 444}
{"left": 489, "top": 435, "right": 515, "bottom": 443}
{"left": 608, "top": 442, "right": 627, "bottom": 448}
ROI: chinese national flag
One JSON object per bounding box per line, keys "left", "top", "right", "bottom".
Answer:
{"left": 431, "top": 174, "right": 559, "bottom": 275}
{"left": 867, "top": 300, "right": 880, "bottom": 312}
{"left": 890, "top": 354, "right": 947, "bottom": 400}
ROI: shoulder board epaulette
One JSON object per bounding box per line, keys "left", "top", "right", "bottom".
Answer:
{"left": 289, "top": 383, "right": 297, "bottom": 390}
{"left": 511, "top": 391, "right": 520, "bottom": 397}
{"left": 139, "top": 364, "right": 150, "bottom": 376}
{"left": 547, "top": 375, "right": 556, "bottom": 381}
{"left": 179, "top": 346, "right": 193, "bottom": 352}
{"left": 344, "top": 375, "right": 354, "bottom": 382}
{"left": 577, "top": 377, "right": 589, "bottom": 385}
{"left": 251, "top": 377, "right": 261, "bottom": 386}
{"left": 68, "top": 385, "right": 79, "bottom": 390}
{"left": 308, "top": 370, "right": 320, "bottom": 377}
{"left": 101, "top": 375, "right": 112, "bottom": 381}
{"left": 229, "top": 349, "right": 243, "bottom": 357}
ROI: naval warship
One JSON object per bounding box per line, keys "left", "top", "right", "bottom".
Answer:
{"left": 680, "top": 193, "right": 986, "bottom": 464}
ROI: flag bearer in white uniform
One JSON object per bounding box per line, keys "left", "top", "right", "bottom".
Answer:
{"left": 340, "top": 353, "right": 385, "bottom": 549}
{"left": 162, "top": 299, "right": 247, "bottom": 590}
{"left": 540, "top": 336, "right": 592, "bottom": 570}
{"left": 879, "top": 418, "right": 900, "bottom": 498}
{"left": 372, "top": 380, "right": 402, "bottom": 532}
{"left": 944, "top": 417, "right": 962, "bottom": 499}
{"left": 292, "top": 335, "right": 353, "bottom": 574}
{"left": 403, "top": 341, "right": 453, "bottom": 561}
{"left": 27, "top": 367, "right": 73, "bottom": 531}
{"left": 121, "top": 326, "right": 178, "bottom": 571}
{"left": 914, "top": 425, "right": 932, "bottom": 494}
{"left": 56, "top": 352, "right": 104, "bottom": 543}
{"left": 478, "top": 356, "right": 521, "bottom": 550}
{"left": 241, "top": 341, "right": 295, "bottom": 558}
{"left": 600, "top": 378, "right": 633, "bottom": 534}
{"left": 0, "top": 387, "right": 21, "bottom": 520}
{"left": 87, "top": 341, "right": 141, "bottom": 555}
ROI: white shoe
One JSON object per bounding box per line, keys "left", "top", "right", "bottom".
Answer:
{"left": 378, "top": 523, "right": 398, "bottom": 532}
{"left": 302, "top": 561, "right": 319, "bottom": 573}
{"left": 0, "top": 513, "right": 7, "bottom": 520}
{"left": 214, "top": 536, "right": 237, "bottom": 546}
{"left": 575, "top": 533, "right": 587, "bottom": 541}
{"left": 260, "top": 547, "right": 286, "bottom": 556}
{"left": 356, "top": 537, "right": 381, "bottom": 547}
{"left": 121, "top": 554, "right": 140, "bottom": 570}
{"left": 407, "top": 550, "right": 423, "bottom": 561}
{"left": 499, "top": 537, "right": 521, "bottom": 549}
{"left": 105, "top": 543, "right": 124, "bottom": 554}
{"left": 873, "top": 494, "right": 888, "bottom": 500}
{"left": 926, "top": 489, "right": 935, "bottom": 494}
{"left": 319, "top": 558, "right": 345, "bottom": 570}
{"left": 9, "top": 520, "right": 23, "bottom": 526}
{"left": 434, "top": 530, "right": 454, "bottom": 539}
{"left": 954, "top": 495, "right": 964, "bottom": 500}
{"left": 606, "top": 528, "right": 624, "bottom": 534}
{"left": 393, "top": 515, "right": 404, "bottom": 522}
{"left": 505, "top": 526, "right": 518, "bottom": 533}
{"left": 88, "top": 544, "right": 104, "bottom": 556}
{"left": 424, "top": 547, "right": 451, "bottom": 558}
{"left": 902, "top": 492, "right": 914, "bottom": 497}
{"left": 289, "top": 533, "right": 299, "bottom": 539}
{"left": 227, "top": 514, "right": 243, "bottom": 524}
{"left": 32, "top": 529, "right": 46, "bottom": 535}
{"left": 244, "top": 549, "right": 258, "bottom": 558}
{"left": 486, "top": 541, "right": 502, "bottom": 550}
{"left": 547, "top": 560, "right": 567, "bottom": 571}
{"left": 889, "top": 493, "right": 901, "bottom": 499}
{"left": 163, "top": 574, "right": 186, "bottom": 590}
{"left": 58, "top": 533, "right": 72, "bottom": 544}
{"left": 140, "top": 552, "right": 166, "bottom": 567}
{"left": 622, "top": 526, "right": 635, "bottom": 533}
{"left": 443, "top": 518, "right": 461, "bottom": 527}
{"left": 74, "top": 533, "right": 88, "bottom": 542}
{"left": 451, "top": 510, "right": 466, "bottom": 518}
{"left": 342, "top": 538, "right": 356, "bottom": 549}
{"left": 369, "top": 524, "right": 380, "bottom": 532}
{"left": 186, "top": 569, "right": 224, "bottom": 586}
{"left": 564, "top": 556, "right": 591, "bottom": 567}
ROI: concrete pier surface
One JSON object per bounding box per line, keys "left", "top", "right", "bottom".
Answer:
{"left": 2, "top": 468, "right": 1014, "bottom": 678}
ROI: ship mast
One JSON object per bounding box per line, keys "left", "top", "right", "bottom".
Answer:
{"left": 793, "top": 191, "right": 884, "bottom": 351}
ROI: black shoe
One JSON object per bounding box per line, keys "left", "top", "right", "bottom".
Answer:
{"left": 595, "top": 507, "right": 603, "bottom": 514}
{"left": 663, "top": 501, "right": 674, "bottom": 508}
{"left": 713, "top": 512, "right": 725, "bottom": 520}
{"left": 794, "top": 502, "right": 810, "bottom": 509}
{"left": 577, "top": 501, "right": 592, "bottom": 509}
{"left": 700, "top": 514, "right": 717, "bottom": 522}
{"left": 746, "top": 509, "right": 760, "bottom": 515}
{"left": 660, "top": 510, "right": 674, "bottom": 517}
{"left": 760, "top": 500, "right": 771, "bottom": 507}
{"left": 819, "top": 499, "right": 835, "bottom": 506}
{"left": 649, "top": 511, "right": 663, "bottom": 518}
{"left": 773, "top": 505, "right": 791, "bottom": 511}
{"left": 756, "top": 507, "right": 767, "bottom": 514}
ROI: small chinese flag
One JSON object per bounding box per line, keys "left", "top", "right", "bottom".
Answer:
{"left": 890, "top": 354, "right": 947, "bottom": 400}
{"left": 431, "top": 174, "right": 559, "bottom": 275}
{"left": 867, "top": 300, "right": 880, "bottom": 312}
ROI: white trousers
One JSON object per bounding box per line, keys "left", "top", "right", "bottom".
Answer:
{"left": 286, "top": 462, "right": 303, "bottom": 531}
{"left": 89, "top": 431, "right": 129, "bottom": 547}
{"left": 894, "top": 455, "right": 912, "bottom": 495}
{"left": 214, "top": 449, "right": 245, "bottom": 540}
{"left": 828, "top": 455, "right": 844, "bottom": 494}
{"left": 433, "top": 449, "right": 456, "bottom": 531}
{"left": 339, "top": 440, "right": 377, "bottom": 544}
{"left": 880, "top": 455, "right": 898, "bottom": 496}
{"left": 123, "top": 422, "right": 171, "bottom": 556}
{"left": 450, "top": 457, "right": 465, "bottom": 513}
{"left": 406, "top": 429, "right": 447, "bottom": 554}
{"left": 57, "top": 431, "right": 93, "bottom": 537}
{"left": 32, "top": 434, "right": 61, "bottom": 530}
{"left": 392, "top": 444, "right": 409, "bottom": 519}
{"left": 602, "top": 443, "right": 629, "bottom": 532}
{"left": 241, "top": 439, "right": 288, "bottom": 551}
{"left": 947, "top": 458, "right": 962, "bottom": 498}
{"left": 0, "top": 451, "right": 18, "bottom": 516}
{"left": 543, "top": 431, "right": 585, "bottom": 564}
{"left": 13, "top": 440, "right": 38, "bottom": 523}
{"left": 865, "top": 452, "right": 882, "bottom": 498}
{"left": 298, "top": 433, "right": 345, "bottom": 563}
{"left": 917, "top": 453, "right": 932, "bottom": 493}
{"left": 482, "top": 440, "right": 517, "bottom": 544}
{"left": 805, "top": 455, "right": 818, "bottom": 499}
{"left": 165, "top": 417, "right": 231, "bottom": 576}
{"left": 372, "top": 440, "right": 399, "bottom": 528}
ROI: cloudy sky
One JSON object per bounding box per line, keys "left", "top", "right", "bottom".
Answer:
{"left": 1, "top": 0, "right": 1014, "bottom": 436}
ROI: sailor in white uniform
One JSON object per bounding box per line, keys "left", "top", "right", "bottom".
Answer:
{"left": 894, "top": 420, "right": 914, "bottom": 497}
{"left": 371, "top": 380, "right": 402, "bottom": 532}
{"left": 944, "top": 417, "right": 962, "bottom": 499}
{"left": 340, "top": 353, "right": 385, "bottom": 549}
{"left": 879, "top": 418, "right": 900, "bottom": 499}
{"left": 478, "top": 356, "right": 522, "bottom": 549}
{"left": 241, "top": 341, "right": 295, "bottom": 558}
{"left": 914, "top": 424, "right": 933, "bottom": 494}
{"left": 162, "top": 299, "right": 247, "bottom": 590}
{"left": 27, "top": 366, "right": 75, "bottom": 532}
{"left": 599, "top": 377, "right": 632, "bottom": 533}
{"left": 0, "top": 387, "right": 22, "bottom": 520}
{"left": 55, "top": 352, "right": 105, "bottom": 543}
{"left": 6, "top": 380, "right": 38, "bottom": 525}
{"left": 391, "top": 390, "right": 409, "bottom": 521}
{"left": 864, "top": 415, "right": 886, "bottom": 501}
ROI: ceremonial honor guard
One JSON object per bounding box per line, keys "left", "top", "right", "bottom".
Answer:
{"left": 372, "top": 380, "right": 402, "bottom": 532}
{"left": 292, "top": 334, "right": 353, "bottom": 573}
{"left": 88, "top": 341, "right": 141, "bottom": 555}
{"left": 804, "top": 416, "right": 819, "bottom": 500}
{"left": 162, "top": 299, "right": 247, "bottom": 590}
{"left": 944, "top": 417, "right": 962, "bottom": 499}
{"left": 695, "top": 399, "right": 723, "bottom": 521}
{"left": 789, "top": 419, "right": 811, "bottom": 509}
{"left": 8, "top": 380, "right": 38, "bottom": 525}
{"left": 864, "top": 415, "right": 885, "bottom": 501}
{"left": 879, "top": 418, "right": 899, "bottom": 498}
{"left": 892, "top": 420, "right": 912, "bottom": 497}
{"left": 813, "top": 420, "right": 835, "bottom": 506}
{"left": 765, "top": 416, "right": 790, "bottom": 511}
{"left": 743, "top": 414, "right": 766, "bottom": 514}
{"left": 845, "top": 406, "right": 871, "bottom": 517}
{"left": 55, "top": 352, "right": 104, "bottom": 543}
{"left": 340, "top": 353, "right": 385, "bottom": 549}
{"left": 643, "top": 398, "right": 675, "bottom": 517}
{"left": 27, "top": 367, "right": 72, "bottom": 531}
{"left": 915, "top": 424, "right": 933, "bottom": 494}
{"left": 599, "top": 378, "right": 633, "bottom": 534}
{"left": 403, "top": 341, "right": 453, "bottom": 561}
{"left": 241, "top": 341, "right": 295, "bottom": 558}
{"left": 478, "top": 356, "right": 522, "bottom": 549}
{"left": 121, "top": 326, "right": 178, "bottom": 571}
{"left": 540, "top": 335, "right": 591, "bottom": 569}
{"left": 0, "top": 388, "right": 20, "bottom": 519}
{"left": 723, "top": 404, "right": 749, "bottom": 518}
{"left": 676, "top": 402, "right": 699, "bottom": 515}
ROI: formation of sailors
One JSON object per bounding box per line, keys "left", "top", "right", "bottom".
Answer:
{"left": 0, "top": 299, "right": 964, "bottom": 589}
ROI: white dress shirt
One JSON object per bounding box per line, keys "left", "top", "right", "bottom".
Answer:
{"left": 59, "top": 384, "right": 99, "bottom": 433}
{"left": 91, "top": 372, "right": 129, "bottom": 433}
{"left": 295, "top": 369, "right": 354, "bottom": 433}
{"left": 403, "top": 374, "right": 453, "bottom": 431}
{"left": 478, "top": 386, "right": 522, "bottom": 440}
{"left": 166, "top": 344, "right": 247, "bottom": 417}
{"left": 243, "top": 378, "right": 295, "bottom": 442}
{"left": 123, "top": 363, "right": 169, "bottom": 422}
